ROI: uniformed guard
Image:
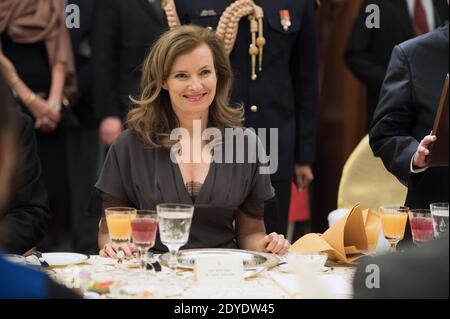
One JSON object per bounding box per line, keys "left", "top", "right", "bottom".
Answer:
{"left": 162, "top": 0, "right": 318, "bottom": 236}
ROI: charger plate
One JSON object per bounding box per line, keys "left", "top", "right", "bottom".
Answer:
{"left": 159, "top": 248, "right": 280, "bottom": 271}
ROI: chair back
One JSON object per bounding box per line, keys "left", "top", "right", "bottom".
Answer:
{"left": 337, "top": 135, "right": 407, "bottom": 210}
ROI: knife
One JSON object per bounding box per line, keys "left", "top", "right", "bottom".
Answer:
{"left": 146, "top": 252, "right": 162, "bottom": 272}
{"left": 32, "top": 251, "right": 49, "bottom": 268}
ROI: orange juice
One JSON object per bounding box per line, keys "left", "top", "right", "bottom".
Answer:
{"left": 106, "top": 213, "right": 132, "bottom": 241}
{"left": 381, "top": 213, "right": 408, "bottom": 239}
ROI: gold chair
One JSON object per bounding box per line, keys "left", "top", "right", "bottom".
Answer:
{"left": 337, "top": 135, "right": 407, "bottom": 210}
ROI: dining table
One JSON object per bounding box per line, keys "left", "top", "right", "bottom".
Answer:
{"left": 24, "top": 251, "right": 356, "bottom": 299}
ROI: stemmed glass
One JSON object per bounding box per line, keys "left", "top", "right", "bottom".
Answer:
{"left": 430, "top": 203, "right": 449, "bottom": 238}
{"left": 130, "top": 210, "right": 158, "bottom": 276}
{"left": 105, "top": 207, "right": 136, "bottom": 267}
{"left": 380, "top": 205, "right": 409, "bottom": 252}
{"left": 157, "top": 204, "right": 194, "bottom": 286}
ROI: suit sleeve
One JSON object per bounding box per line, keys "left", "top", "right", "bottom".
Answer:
{"left": 369, "top": 45, "right": 419, "bottom": 187}
{"left": 92, "top": 0, "right": 121, "bottom": 119}
{"left": 292, "top": 0, "right": 318, "bottom": 164}
{"left": 345, "top": 0, "right": 386, "bottom": 92}
{"left": 0, "top": 114, "right": 50, "bottom": 254}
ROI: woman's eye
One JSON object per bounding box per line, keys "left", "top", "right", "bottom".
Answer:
{"left": 175, "top": 73, "right": 188, "bottom": 79}
{"left": 200, "top": 70, "right": 212, "bottom": 76}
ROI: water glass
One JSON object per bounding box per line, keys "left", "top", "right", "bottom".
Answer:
{"left": 157, "top": 204, "right": 194, "bottom": 287}
{"left": 430, "top": 203, "right": 449, "bottom": 238}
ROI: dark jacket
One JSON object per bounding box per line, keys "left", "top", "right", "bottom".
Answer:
{"left": 68, "top": 0, "right": 98, "bottom": 129}
{"left": 353, "top": 234, "right": 449, "bottom": 299}
{"left": 346, "top": 0, "right": 448, "bottom": 129}
{"left": 0, "top": 113, "right": 50, "bottom": 254}
{"left": 92, "top": 0, "right": 168, "bottom": 120}
{"left": 369, "top": 25, "right": 449, "bottom": 209}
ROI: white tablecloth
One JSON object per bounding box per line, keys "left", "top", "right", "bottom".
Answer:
{"left": 45, "top": 255, "right": 355, "bottom": 299}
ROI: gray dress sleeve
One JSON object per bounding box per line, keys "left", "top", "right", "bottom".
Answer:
{"left": 239, "top": 162, "right": 275, "bottom": 219}
{"left": 95, "top": 141, "right": 129, "bottom": 203}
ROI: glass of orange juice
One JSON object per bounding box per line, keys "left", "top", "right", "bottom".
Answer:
{"left": 105, "top": 207, "right": 136, "bottom": 265}
{"left": 380, "top": 205, "right": 409, "bottom": 252}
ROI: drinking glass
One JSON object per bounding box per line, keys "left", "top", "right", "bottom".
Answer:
{"left": 408, "top": 209, "right": 434, "bottom": 245}
{"left": 105, "top": 207, "right": 136, "bottom": 266}
{"left": 380, "top": 205, "right": 409, "bottom": 252}
{"left": 430, "top": 203, "right": 449, "bottom": 238}
{"left": 130, "top": 210, "right": 158, "bottom": 275}
{"left": 157, "top": 204, "right": 194, "bottom": 285}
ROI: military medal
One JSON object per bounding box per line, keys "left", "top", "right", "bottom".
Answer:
{"left": 279, "top": 10, "right": 291, "bottom": 31}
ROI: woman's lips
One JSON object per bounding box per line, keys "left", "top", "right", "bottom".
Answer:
{"left": 184, "top": 93, "right": 207, "bottom": 103}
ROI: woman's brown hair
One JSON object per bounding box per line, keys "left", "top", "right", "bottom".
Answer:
{"left": 127, "top": 25, "right": 244, "bottom": 149}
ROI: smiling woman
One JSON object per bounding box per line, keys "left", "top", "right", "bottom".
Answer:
{"left": 95, "top": 25, "right": 291, "bottom": 258}
{"left": 127, "top": 25, "right": 244, "bottom": 150}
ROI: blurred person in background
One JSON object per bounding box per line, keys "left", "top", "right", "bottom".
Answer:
{"left": 0, "top": 71, "right": 80, "bottom": 299}
{"left": 0, "top": 0, "right": 77, "bottom": 251}
{"left": 346, "top": 0, "right": 448, "bottom": 130}
{"left": 92, "top": 0, "right": 167, "bottom": 148}
{"left": 60, "top": 0, "right": 99, "bottom": 254}
{"left": 353, "top": 233, "right": 449, "bottom": 298}
{"left": 0, "top": 110, "right": 50, "bottom": 255}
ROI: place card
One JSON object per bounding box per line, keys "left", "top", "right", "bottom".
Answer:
{"left": 194, "top": 255, "right": 244, "bottom": 287}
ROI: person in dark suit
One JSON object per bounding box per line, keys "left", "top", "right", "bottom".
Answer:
{"left": 162, "top": 0, "right": 318, "bottom": 236}
{"left": 346, "top": 0, "right": 448, "bottom": 130}
{"left": 92, "top": 0, "right": 167, "bottom": 147}
{"left": 369, "top": 24, "right": 449, "bottom": 211}
{"left": 0, "top": 67, "right": 50, "bottom": 254}
{"left": 353, "top": 234, "right": 449, "bottom": 299}
{"left": 0, "top": 73, "right": 80, "bottom": 299}
{"left": 65, "top": 0, "right": 100, "bottom": 254}
{"left": 0, "top": 113, "right": 51, "bottom": 255}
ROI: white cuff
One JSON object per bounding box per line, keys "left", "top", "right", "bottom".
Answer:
{"left": 410, "top": 156, "right": 428, "bottom": 173}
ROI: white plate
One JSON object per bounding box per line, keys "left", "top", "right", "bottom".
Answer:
{"left": 159, "top": 248, "right": 280, "bottom": 271}
{"left": 26, "top": 253, "right": 89, "bottom": 267}
{"left": 2, "top": 254, "right": 26, "bottom": 265}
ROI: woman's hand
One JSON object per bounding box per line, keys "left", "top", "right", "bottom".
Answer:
{"left": 99, "top": 241, "right": 138, "bottom": 258}
{"left": 413, "top": 134, "right": 436, "bottom": 168}
{"left": 258, "top": 232, "right": 290, "bottom": 255}
{"left": 26, "top": 95, "right": 61, "bottom": 132}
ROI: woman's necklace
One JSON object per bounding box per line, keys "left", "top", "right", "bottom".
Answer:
{"left": 162, "top": 0, "right": 266, "bottom": 80}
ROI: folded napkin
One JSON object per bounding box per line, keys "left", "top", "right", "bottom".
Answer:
{"left": 289, "top": 204, "right": 381, "bottom": 264}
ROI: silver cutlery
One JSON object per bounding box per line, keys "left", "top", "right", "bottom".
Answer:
{"left": 32, "top": 251, "right": 49, "bottom": 268}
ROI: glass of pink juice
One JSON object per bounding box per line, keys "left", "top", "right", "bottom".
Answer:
{"left": 131, "top": 210, "right": 158, "bottom": 274}
{"left": 409, "top": 209, "right": 434, "bottom": 244}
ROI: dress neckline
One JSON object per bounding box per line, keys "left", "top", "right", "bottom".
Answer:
{"left": 170, "top": 151, "right": 216, "bottom": 205}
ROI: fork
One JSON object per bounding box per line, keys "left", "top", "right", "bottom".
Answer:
{"left": 32, "top": 251, "right": 49, "bottom": 268}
